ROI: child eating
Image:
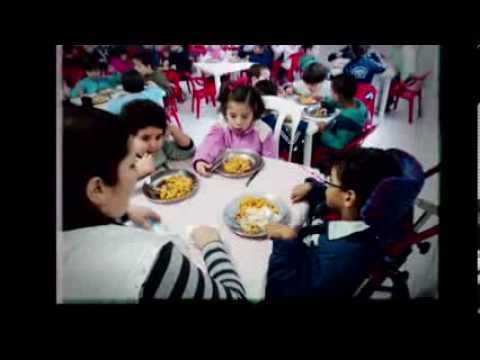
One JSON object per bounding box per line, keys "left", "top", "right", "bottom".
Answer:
{"left": 120, "top": 99, "right": 195, "bottom": 178}
{"left": 312, "top": 73, "right": 368, "bottom": 152}
{"left": 132, "top": 50, "right": 173, "bottom": 96}
{"left": 193, "top": 83, "right": 275, "bottom": 177}
{"left": 286, "top": 62, "right": 331, "bottom": 99}
{"left": 265, "top": 147, "right": 403, "bottom": 299}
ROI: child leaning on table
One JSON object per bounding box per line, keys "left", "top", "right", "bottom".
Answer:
{"left": 284, "top": 62, "right": 331, "bottom": 99}
{"left": 192, "top": 82, "right": 276, "bottom": 177}
{"left": 120, "top": 99, "right": 195, "bottom": 178}
{"left": 265, "top": 147, "right": 403, "bottom": 299}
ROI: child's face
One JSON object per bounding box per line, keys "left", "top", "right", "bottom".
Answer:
{"left": 132, "top": 127, "right": 166, "bottom": 155}
{"left": 306, "top": 82, "right": 320, "bottom": 94}
{"left": 86, "top": 69, "right": 101, "bottom": 78}
{"left": 226, "top": 101, "right": 254, "bottom": 133}
{"left": 253, "top": 46, "right": 264, "bottom": 54}
{"left": 133, "top": 59, "right": 152, "bottom": 76}
{"left": 259, "top": 68, "right": 271, "bottom": 81}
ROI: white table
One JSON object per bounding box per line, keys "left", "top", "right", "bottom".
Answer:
{"left": 194, "top": 61, "right": 253, "bottom": 96}
{"left": 129, "top": 157, "right": 321, "bottom": 301}
{"left": 69, "top": 85, "right": 125, "bottom": 111}
{"left": 372, "top": 66, "right": 395, "bottom": 122}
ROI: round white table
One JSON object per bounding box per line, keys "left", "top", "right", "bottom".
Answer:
{"left": 129, "top": 157, "right": 322, "bottom": 301}
{"left": 193, "top": 60, "right": 254, "bottom": 96}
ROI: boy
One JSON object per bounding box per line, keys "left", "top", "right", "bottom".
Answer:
{"left": 343, "top": 45, "right": 385, "bottom": 84}
{"left": 286, "top": 62, "right": 331, "bottom": 99}
{"left": 248, "top": 64, "right": 271, "bottom": 87}
{"left": 132, "top": 50, "right": 173, "bottom": 96}
{"left": 313, "top": 73, "right": 368, "bottom": 151}
{"left": 265, "top": 147, "right": 403, "bottom": 299}
{"left": 69, "top": 57, "right": 122, "bottom": 98}
{"left": 106, "top": 70, "right": 166, "bottom": 115}
{"left": 120, "top": 99, "right": 195, "bottom": 178}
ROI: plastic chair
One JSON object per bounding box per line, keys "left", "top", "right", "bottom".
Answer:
{"left": 163, "top": 95, "right": 182, "bottom": 130}
{"left": 163, "top": 69, "right": 184, "bottom": 102}
{"left": 390, "top": 72, "right": 430, "bottom": 124}
{"left": 287, "top": 52, "right": 304, "bottom": 82}
{"left": 271, "top": 59, "right": 283, "bottom": 82}
{"left": 356, "top": 83, "right": 377, "bottom": 124}
{"left": 185, "top": 74, "right": 217, "bottom": 119}
{"left": 188, "top": 45, "right": 207, "bottom": 62}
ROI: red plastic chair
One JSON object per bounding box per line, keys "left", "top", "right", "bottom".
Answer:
{"left": 271, "top": 59, "right": 283, "bottom": 82}
{"left": 163, "top": 95, "right": 182, "bottom": 130}
{"left": 185, "top": 74, "right": 217, "bottom": 119}
{"left": 188, "top": 45, "right": 207, "bottom": 62}
{"left": 163, "top": 69, "right": 184, "bottom": 102}
{"left": 356, "top": 83, "right": 377, "bottom": 124}
{"left": 287, "top": 51, "right": 304, "bottom": 82}
{"left": 390, "top": 72, "right": 430, "bottom": 124}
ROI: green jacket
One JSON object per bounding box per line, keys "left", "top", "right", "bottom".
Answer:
{"left": 153, "top": 139, "right": 196, "bottom": 168}
{"left": 146, "top": 70, "right": 173, "bottom": 95}
{"left": 70, "top": 73, "right": 122, "bottom": 98}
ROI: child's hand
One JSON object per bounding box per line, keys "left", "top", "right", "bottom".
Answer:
{"left": 136, "top": 153, "right": 156, "bottom": 177}
{"left": 195, "top": 161, "right": 212, "bottom": 177}
{"left": 285, "top": 86, "right": 294, "bottom": 96}
{"left": 317, "top": 121, "right": 328, "bottom": 132}
{"left": 192, "top": 226, "right": 221, "bottom": 250}
{"left": 266, "top": 223, "right": 297, "bottom": 241}
{"left": 127, "top": 205, "right": 161, "bottom": 229}
{"left": 290, "top": 182, "right": 313, "bottom": 203}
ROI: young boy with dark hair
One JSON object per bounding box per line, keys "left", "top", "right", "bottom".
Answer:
{"left": 120, "top": 99, "right": 195, "bottom": 177}
{"left": 286, "top": 62, "right": 331, "bottom": 98}
{"left": 266, "top": 147, "right": 403, "bottom": 299}
{"left": 132, "top": 50, "right": 173, "bottom": 95}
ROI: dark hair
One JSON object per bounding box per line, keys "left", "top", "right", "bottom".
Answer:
{"left": 327, "top": 52, "right": 338, "bottom": 62}
{"left": 351, "top": 45, "right": 367, "bottom": 59}
{"left": 83, "top": 55, "right": 101, "bottom": 72}
{"left": 62, "top": 104, "right": 131, "bottom": 231}
{"left": 302, "top": 62, "right": 328, "bottom": 84}
{"left": 331, "top": 73, "right": 357, "bottom": 99}
{"left": 254, "top": 79, "right": 278, "bottom": 96}
{"left": 332, "top": 147, "right": 403, "bottom": 207}
{"left": 302, "top": 45, "right": 314, "bottom": 51}
{"left": 218, "top": 83, "right": 266, "bottom": 120}
{"left": 120, "top": 99, "right": 168, "bottom": 136}
{"left": 110, "top": 45, "right": 127, "bottom": 58}
{"left": 122, "top": 70, "right": 145, "bottom": 93}
{"left": 248, "top": 63, "right": 269, "bottom": 79}
{"left": 132, "top": 50, "right": 156, "bottom": 69}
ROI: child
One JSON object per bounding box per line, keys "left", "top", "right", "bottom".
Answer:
{"left": 193, "top": 83, "right": 275, "bottom": 177}
{"left": 312, "top": 73, "right": 368, "bottom": 151}
{"left": 109, "top": 46, "right": 134, "bottom": 73}
{"left": 120, "top": 99, "right": 195, "bottom": 177}
{"left": 265, "top": 147, "right": 403, "bottom": 299}
{"left": 286, "top": 62, "right": 331, "bottom": 99}
{"left": 271, "top": 45, "right": 301, "bottom": 83}
{"left": 203, "top": 45, "right": 227, "bottom": 62}
{"left": 167, "top": 45, "right": 193, "bottom": 73}
{"left": 299, "top": 45, "right": 317, "bottom": 72}
{"left": 69, "top": 57, "right": 122, "bottom": 98}
{"left": 343, "top": 45, "right": 385, "bottom": 84}
{"left": 132, "top": 50, "right": 173, "bottom": 96}
{"left": 106, "top": 70, "right": 166, "bottom": 115}
{"left": 249, "top": 45, "right": 273, "bottom": 68}
{"left": 248, "top": 64, "right": 271, "bottom": 87}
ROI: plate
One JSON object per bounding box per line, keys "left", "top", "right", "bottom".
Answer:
{"left": 142, "top": 169, "right": 199, "bottom": 204}
{"left": 223, "top": 193, "right": 290, "bottom": 238}
{"left": 302, "top": 103, "right": 338, "bottom": 122}
{"left": 296, "top": 95, "right": 319, "bottom": 105}
{"left": 214, "top": 149, "right": 264, "bottom": 178}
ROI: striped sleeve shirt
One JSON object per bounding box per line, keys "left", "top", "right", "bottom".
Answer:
{"left": 139, "top": 241, "right": 246, "bottom": 302}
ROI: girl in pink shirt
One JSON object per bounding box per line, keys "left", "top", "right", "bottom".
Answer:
{"left": 193, "top": 83, "right": 276, "bottom": 177}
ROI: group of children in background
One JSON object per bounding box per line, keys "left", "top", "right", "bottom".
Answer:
{"left": 62, "top": 44, "right": 417, "bottom": 300}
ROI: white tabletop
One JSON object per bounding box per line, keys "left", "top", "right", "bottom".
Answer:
{"left": 194, "top": 60, "right": 254, "bottom": 77}
{"left": 129, "top": 157, "right": 321, "bottom": 301}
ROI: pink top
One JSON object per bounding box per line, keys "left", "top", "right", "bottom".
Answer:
{"left": 110, "top": 57, "right": 134, "bottom": 73}
{"left": 193, "top": 120, "right": 276, "bottom": 167}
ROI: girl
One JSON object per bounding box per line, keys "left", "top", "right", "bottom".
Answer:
{"left": 109, "top": 46, "right": 134, "bottom": 73}
{"left": 62, "top": 104, "right": 246, "bottom": 302}
{"left": 193, "top": 83, "right": 276, "bottom": 177}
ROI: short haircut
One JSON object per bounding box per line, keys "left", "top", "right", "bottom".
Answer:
{"left": 332, "top": 147, "right": 403, "bottom": 207}
{"left": 218, "top": 83, "right": 266, "bottom": 120}
{"left": 254, "top": 79, "right": 278, "bottom": 96}
{"left": 120, "top": 99, "right": 168, "bottom": 135}
{"left": 331, "top": 73, "right": 357, "bottom": 99}
{"left": 302, "top": 62, "right": 328, "bottom": 84}
{"left": 83, "top": 56, "right": 101, "bottom": 72}
{"left": 249, "top": 63, "right": 269, "bottom": 79}
{"left": 121, "top": 70, "right": 145, "bottom": 93}
{"left": 132, "top": 50, "right": 156, "bottom": 69}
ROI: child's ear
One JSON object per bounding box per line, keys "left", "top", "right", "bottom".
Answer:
{"left": 86, "top": 177, "right": 109, "bottom": 208}
{"left": 343, "top": 190, "right": 357, "bottom": 208}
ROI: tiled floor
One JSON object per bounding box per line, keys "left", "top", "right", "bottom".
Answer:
{"left": 175, "top": 50, "right": 440, "bottom": 298}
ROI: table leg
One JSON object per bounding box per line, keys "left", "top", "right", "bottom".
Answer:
{"left": 304, "top": 130, "right": 314, "bottom": 166}
{"left": 214, "top": 75, "right": 222, "bottom": 99}
{"left": 377, "top": 76, "right": 392, "bottom": 123}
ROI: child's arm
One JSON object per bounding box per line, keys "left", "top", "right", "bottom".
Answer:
{"left": 162, "top": 128, "right": 196, "bottom": 162}
{"left": 192, "top": 124, "right": 227, "bottom": 169}
{"left": 69, "top": 79, "right": 85, "bottom": 98}
{"left": 168, "top": 124, "right": 192, "bottom": 148}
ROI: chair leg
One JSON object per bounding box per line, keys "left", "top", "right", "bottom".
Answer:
{"left": 191, "top": 96, "right": 195, "bottom": 113}
{"left": 418, "top": 91, "right": 422, "bottom": 118}
{"left": 408, "top": 99, "right": 414, "bottom": 124}
{"left": 393, "top": 96, "right": 399, "bottom": 110}
{"left": 211, "top": 95, "right": 216, "bottom": 108}
{"left": 196, "top": 98, "right": 201, "bottom": 119}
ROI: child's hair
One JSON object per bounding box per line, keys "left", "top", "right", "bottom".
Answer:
{"left": 302, "top": 62, "right": 328, "bottom": 84}
{"left": 83, "top": 56, "right": 101, "bottom": 72}
{"left": 110, "top": 45, "right": 128, "bottom": 58}
{"left": 121, "top": 70, "right": 145, "bottom": 93}
{"left": 132, "top": 50, "right": 156, "bottom": 69}
{"left": 120, "top": 99, "right": 168, "bottom": 136}
{"left": 331, "top": 73, "right": 357, "bottom": 99}
{"left": 332, "top": 147, "right": 403, "bottom": 208}
{"left": 351, "top": 45, "right": 367, "bottom": 59}
{"left": 301, "top": 44, "right": 314, "bottom": 51}
{"left": 254, "top": 79, "right": 278, "bottom": 96}
{"left": 327, "top": 52, "right": 338, "bottom": 62}
{"left": 248, "top": 63, "right": 269, "bottom": 79}
{"left": 218, "top": 83, "right": 266, "bottom": 119}
{"left": 63, "top": 104, "right": 130, "bottom": 230}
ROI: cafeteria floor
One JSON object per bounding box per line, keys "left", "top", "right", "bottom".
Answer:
{"left": 177, "top": 47, "right": 440, "bottom": 299}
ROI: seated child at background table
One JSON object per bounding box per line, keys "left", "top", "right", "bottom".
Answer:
{"left": 193, "top": 83, "right": 276, "bottom": 177}
{"left": 109, "top": 46, "right": 134, "bottom": 73}
{"left": 69, "top": 58, "right": 122, "bottom": 98}
{"left": 120, "top": 99, "right": 195, "bottom": 178}
{"left": 285, "top": 62, "right": 331, "bottom": 99}
{"left": 343, "top": 45, "right": 385, "bottom": 84}
{"left": 248, "top": 45, "right": 273, "bottom": 68}
{"left": 166, "top": 45, "right": 193, "bottom": 73}
{"left": 312, "top": 73, "right": 368, "bottom": 151}
{"left": 106, "top": 70, "right": 166, "bottom": 115}
{"left": 299, "top": 45, "right": 317, "bottom": 72}
{"left": 265, "top": 147, "right": 403, "bottom": 299}
{"left": 248, "top": 64, "right": 271, "bottom": 87}
{"left": 132, "top": 50, "right": 173, "bottom": 96}
{"left": 271, "top": 45, "right": 301, "bottom": 84}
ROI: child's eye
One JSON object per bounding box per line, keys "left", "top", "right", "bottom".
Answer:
{"left": 156, "top": 135, "right": 162, "bottom": 141}
{"left": 141, "top": 136, "right": 149, "bottom": 141}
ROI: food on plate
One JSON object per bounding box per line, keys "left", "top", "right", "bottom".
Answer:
{"left": 235, "top": 196, "right": 281, "bottom": 235}
{"left": 312, "top": 108, "right": 329, "bottom": 118}
{"left": 223, "top": 155, "right": 252, "bottom": 174}
{"left": 299, "top": 95, "right": 317, "bottom": 105}
{"left": 156, "top": 175, "right": 194, "bottom": 200}
{"left": 92, "top": 94, "right": 110, "bottom": 105}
